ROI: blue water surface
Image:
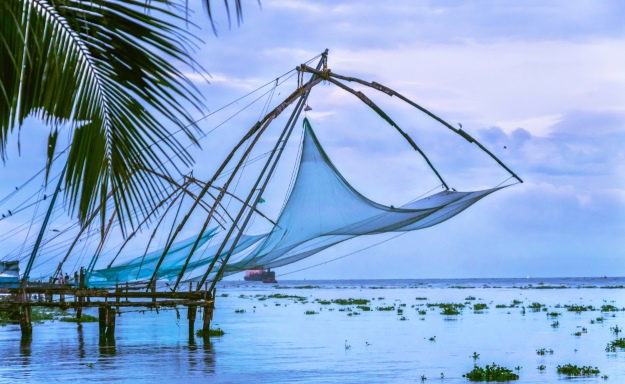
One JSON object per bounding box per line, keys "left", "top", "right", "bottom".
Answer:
{"left": 1, "top": 277, "right": 624, "bottom": 383}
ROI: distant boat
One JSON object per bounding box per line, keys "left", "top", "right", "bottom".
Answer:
{"left": 0, "top": 261, "right": 20, "bottom": 284}
{"left": 244, "top": 269, "right": 277, "bottom": 284}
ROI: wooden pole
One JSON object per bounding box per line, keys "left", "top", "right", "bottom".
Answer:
{"left": 188, "top": 305, "right": 197, "bottom": 337}
{"left": 106, "top": 307, "right": 116, "bottom": 338}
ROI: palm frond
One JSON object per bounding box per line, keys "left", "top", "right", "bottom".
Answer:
{"left": 0, "top": 0, "right": 208, "bottom": 233}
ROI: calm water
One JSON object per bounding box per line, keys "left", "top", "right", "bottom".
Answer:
{"left": 1, "top": 277, "right": 625, "bottom": 383}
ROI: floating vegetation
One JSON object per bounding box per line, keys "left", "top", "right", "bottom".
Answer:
{"left": 376, "top": 306, "right": 394, "bottom": 311}
{"left": 465, "top": 296, "right": 476, "bottom": 301}
{"left": 356, "top": 305, "right": 371, "bottom": 311}
{"left": 305, "top": 310, "right": 318, "bottom": 315}
{"left": 418, "top": 310, "right": 427, "bottom": 316}
{"left": 556, "top": 364, "right": 600, "bottom": 377}
{"left": 471, "top": 352, "right": 480, "bottom": 360}
{"left": 234, "top": 309, "right": 246, "bottom": 313}
{"left": 536, "top": 348, "right": 553, "bottom": 355}
{"left": 220, "top": 293, "right": 229, "bottom": 297}
{"left": 511, "top": 300, "right": 523, "bottom": 306}
{"left": 566, "top": 304, "right": 595, "bottom": 312}
{"left": 596, "top": 317, "right": 604, "bottom": 323}
{"left": 537, "top": 365, "right": 546, "bottom": 371}
{"left": 398, "top": 316, "right": 407, "bottom": 321}
{"left": 440, "top": 307, "right": 461, "bottom": 315}
{"left": 196, "top": 327, "right": 225, "bottom": 337}
{"left": 397, "top": 308, "right": 404, "bottom": 315}
{"left": 528, "top": 302, "right": 544, "bottom": 310}
{"left": 612, "top": 325, "right": 621, "bottom": 335}
{"left": 450, "top": 285, "right": 476, "bottom": 289}
{"left": 463, "top": 363, "right": 520, "bottom": 381}
{"left": 495, "top": 304, "right": 507, "bottom": 308}
{"left": 317, "top": 300, "right": 331, "bottom": 305}
{"left": 333, "top": 298, "right": 370, "bottom": 305}
{"left": 601, "top": 304, "right": 621, "bottom": 312}
{"left": 415, "top": 297, "right": 427, "bottom": 301}
{"left": 473, "top": 303, "right": 488, "bottom": 311}
{"left": 428, "top": 336, "right": 436, "bottom": 341}
{"left": 547, "top": 312, "right": 561, "bottom": 317}
{"left": 59, "top": 315, "right": 98, "bottom": 323}
{"left": 268, "top": 294, "right": 307, "bottom": 301}
{"left": 605, "top": 338, "right": 625, "bottom": 352}
{"left": 551, "top": 321, "right": 560, "bottom": 328}
{"left": 572, "top": 331, "right": 582, "bottom": 336}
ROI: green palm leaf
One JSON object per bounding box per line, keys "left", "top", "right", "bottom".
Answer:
{"left": 1, "top": 0, "right": 208, "bottom": 232}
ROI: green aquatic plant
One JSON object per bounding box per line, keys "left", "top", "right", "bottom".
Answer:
{"left": 556, "top": 364, "right": 600, "bottom": 376}
{"left": 551, "top": 321, "right": 560, "bottom": 328}
{"left": 398, "top": 316, "right": 407, "bottom": 321}
{"left": 415, "top": 297, "right": 427, "bottom": 300}
{"left": 220, "top": 293, "right": 229, "bottom": 297}
{"left": 536, "top": 348, "right": 553, "bottom": 356}
{"left": 471, "top": 352, "right": 480, "bottom": 360}
{"left": 612, "top": 325, "right": 621, "bottom": 334}
{"left": 547, "top": 312, "right": 561, "bottom": 317}
{"left": 333, "top": 298, "right": 370, "bottom": 305}
{"left": 528, "top": 302, "right": 544, "bottom": 310}
{"left": 428, "top": 336, "right": 436, "bottom": 341}
{"left": 356, "top": 305, "right": 371, "bottom": 311}
{"left": 268, "top": 294, "right": 307, "bottom": 301}
{"left": 572, "top": 331, "right": 582, "bottom": 336}
{"left": 305, "top": 310, "right": 318, "bottom": 315}
{"left": 376, "top": 306, "right": 395, "bottom": 311}
{"left": 420, "top": 374, "right": 427, "bottom": 381}
{"left": 601, "top": 304, "right": 620, "bottom": 312}
{"left": 537, "top": 365, "right": 546, "bottom": 371}
{"left": 441, "top": 307, "right": 460, "bottom": 315}
{"left": 418, "top": 310, "right": 427, "bottom": 316}
{"left": 60, "top": 314, "right": 98, "bottom": 323}
{"left": 463, "top": 363, "right": 520, "bottom": 381}
{"left": 234, "top": 309, "right": 245, "bottom": 313}
{"left": 511, "top": 299, "right": 523, "bottom": 306}
{"left": 596, "top": 317, "right": 604, "bottom": 323}
{"left": 196, "top": 327, "right": 225, "bottom": 337}
{"left": 397, "top": 308, "right": 404, "bottom": 315}
{"left": 465, "top": 296, "right": 476, "bottom": 301}
{"left": 566, "top": 304, "right": 594, "bottom": 312}
{"left": 605, "top": 338, "right": 625, "bottom": 352}
{"left": 473, "top": 303, "right": 488, "bottom": 311}
{"left": 317, "top": 300, "right": 332, "bottom": 305}
{"left": 495, "top": 304, "right": 507, "bottom": 308}
{"left": 344, "top": 340, "right": 351, "bottom": 350}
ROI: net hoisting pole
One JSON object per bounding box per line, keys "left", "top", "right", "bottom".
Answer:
{"left": 298, "top": 65, "right": 450, "bottom": 190}
{"left": 198, "top": 52, "right": 329, "bottom": 292}
{"left": 146, "top": 73, "right": 324, "bottom": 292}
{"left": 320, "top": 70, "right": 523, "bottom": 184}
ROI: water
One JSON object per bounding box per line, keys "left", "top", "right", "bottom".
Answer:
{"left": 1, "top": 277, "right": 624, "bottom": 383}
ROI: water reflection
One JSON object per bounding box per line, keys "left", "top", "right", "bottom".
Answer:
{"left": 99, "top": 334, "right": 116, "bottom": 357}
{"left": 201, "top": 338, "right": 215, "bottom": 374}
{"left": 77, "top": 324, "right": 85, "bottom": 359}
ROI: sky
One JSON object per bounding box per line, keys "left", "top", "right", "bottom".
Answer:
{"left": 2, "top": 0, "right": 624, "bottom": 280}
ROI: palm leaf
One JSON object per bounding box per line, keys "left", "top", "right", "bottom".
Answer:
{"left": 1, "top": 0, "right": 209, "bottom": 233}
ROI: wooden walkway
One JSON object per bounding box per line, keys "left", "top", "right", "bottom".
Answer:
{"left": 0, "top": 269, "right": 215, "bottom": 340}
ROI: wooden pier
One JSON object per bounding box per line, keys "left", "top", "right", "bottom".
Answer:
{"left": 0, "top": 269, "right": 215, "bottom": 340}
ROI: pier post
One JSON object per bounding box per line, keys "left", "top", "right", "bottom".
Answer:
{"left": 98, "top": 306, "right": 107, "bottom": 335}
{"left": 19, "top": 305, "right": 32, "bottom": 338}
{"left": 77, "top": 267, "right": 84, "bottom": 319}
{"left": 202, "top": 301, "right": 214, "bottom": 337}
{"left": 106, "top": 307, "right": 116, "bottom": 337}
{"left": 188, "top": 305, "right": 197, "bottom": 337}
